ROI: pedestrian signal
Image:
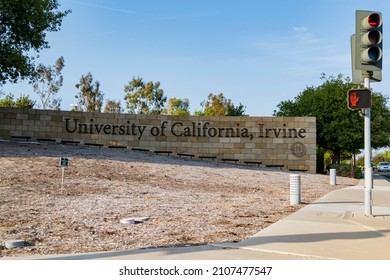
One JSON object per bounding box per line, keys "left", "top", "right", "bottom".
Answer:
{"left": 347, "top": 88, "right": 372, "bottom": 110}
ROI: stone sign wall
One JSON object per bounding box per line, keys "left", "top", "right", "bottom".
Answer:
{"left": 0, "top": 108, "right": 316, "bottom": 172}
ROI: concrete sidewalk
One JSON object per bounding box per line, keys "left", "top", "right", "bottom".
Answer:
{"left": 5, "top": 176, "right": 390, "bottom": 260}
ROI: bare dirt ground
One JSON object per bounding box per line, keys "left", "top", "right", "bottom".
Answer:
{"left": 0, "top": 140, "right": 358, "bottom": 258}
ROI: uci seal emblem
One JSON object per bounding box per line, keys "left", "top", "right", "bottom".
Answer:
{"left": 291, "top": 142, "right": 306, "bottom": 157}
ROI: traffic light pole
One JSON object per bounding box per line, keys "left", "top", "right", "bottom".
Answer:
{"left": 364, "top": 77, "right": 373, "bottom": 216}
{"left": 353, "top": 10, "right": 382, "bottom": 216}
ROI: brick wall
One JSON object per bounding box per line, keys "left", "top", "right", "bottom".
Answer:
{"left": 0, "top": 108, "right": 316, "bottom": 172}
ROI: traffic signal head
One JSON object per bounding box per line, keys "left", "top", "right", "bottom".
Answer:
{"left": 351, "top": 34, "right": 382, "bottom": 83}
{"left": 355, "top": 10, "right": 383, "bottom": 72}
{"left": 347, "top": 88, "right": 372, "bottom": 110}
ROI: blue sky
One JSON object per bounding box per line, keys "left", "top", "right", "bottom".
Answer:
{"left": 2, "top": 0, "right": 389, "bottom": 116}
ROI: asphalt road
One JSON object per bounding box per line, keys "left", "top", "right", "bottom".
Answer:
{"left": 375, "top": 171, "right": 390, "bottom": 180}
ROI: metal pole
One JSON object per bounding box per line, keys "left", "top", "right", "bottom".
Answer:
{"left": 364, "top": 77, "right": 373, "bottom": 216}
{"left": 61, "top": 167, "right": 65, "bottom": 194}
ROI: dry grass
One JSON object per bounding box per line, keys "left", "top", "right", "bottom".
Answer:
{"left": 0, "top": 140, "right": 358, "bottom": 257}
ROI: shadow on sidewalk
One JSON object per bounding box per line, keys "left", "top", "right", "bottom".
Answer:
{"left": 303, "top": 201, "right": 361, "bottom": 205}
{"left": 238, "top": 228, "right": 390, "bottom": 246}
{"left": 34, "top": 228, "right": 390, "bottom": 260}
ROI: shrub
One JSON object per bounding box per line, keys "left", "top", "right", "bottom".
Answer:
{"left": 329, "top": 164, "right": 362, "bottom": 179}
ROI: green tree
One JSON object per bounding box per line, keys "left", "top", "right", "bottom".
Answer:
{"left": 227, "top": 102, "right": 248, "bottom": 116}
{"left": 194, "top": 110, "right": 205, "bottom": 116}
{"left": 384, "top": 150, "right": 390, "bottom": 158}
{"left": 274, "top": 73, "right": 390, "bottom": 168}
{"left": 373, "top": 152, "right": 390, "bottom": 167}
{"left": 104, "top": 99, "right": 122, "bottom": 113}
{"left": 0, "top": 0, "right": 70, "bottom": 84}
{"left": 74, "top": 72, "right": 104, "bottom": 112}
{"left": 200, "top": 93, "right": 233, "bottom": 116}
{"left": 162, "top": 97, "right": 190, "bottom": 116}
{"left": 0, "top": 93, "right": 15, "bottom": 107}
{"left": 124, "top": 77, "right": 167, "bottom": 114}
{"left": 33, "top": 56, "right": 64, "bottom": 109}
{"left": 0, "top": 93, "right": 35, "bottom": 108}
{"left": 199, "top": 93, "right": 247, "bottom": 116}
{"left": 15, "top": 94, "right": 36, "bottom": 108}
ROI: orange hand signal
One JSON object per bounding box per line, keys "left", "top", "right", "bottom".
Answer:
{"left": 350, "top": 92, "right": 360, "bottom": 107}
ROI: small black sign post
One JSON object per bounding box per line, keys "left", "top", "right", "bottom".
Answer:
{"left": 59, "top": 157, "right": 69, "bottom": 193}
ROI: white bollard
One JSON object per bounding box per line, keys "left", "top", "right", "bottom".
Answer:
{"left": 330, "top": 168, "right": 336, "bottom": 186}
{"left": 290, "top": 174, "right": 301, "bottom": 205}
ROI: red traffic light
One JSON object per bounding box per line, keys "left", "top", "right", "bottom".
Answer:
{"left": 368, "top": 13, "right": 381, "bottom": 28}
{"left": 360, "top": 11, "right": 382, "bottom": 31}
{"left": 347, "top": 88, "right": 372, "bottom": 110}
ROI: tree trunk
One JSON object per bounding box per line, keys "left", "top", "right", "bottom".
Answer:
{"left": 316, "top": 150, "right": 325, "bottom": 174}
{"left": 332, "top": 150, "right": 341, "bottom": 165}
{"left": 351, "top": 150, "right": 356, "bottom": 178}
